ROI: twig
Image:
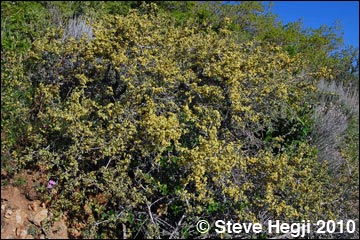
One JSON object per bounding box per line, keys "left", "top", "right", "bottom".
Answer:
{"left": 122, "top": 223, "right": 127, "bottom": 239}
{"left": 169, "top": 214, "right": 186, "bottom": 239}
{"left": 147, "top": 201, "right": 156, "bottom": 226}
{"left": 134, "top": 218, "right": 148, "bottom": 239}
{"left": 145, "top": 197, "right": 166, "bottom": 239}
{"left": 155, "top": 216, "right": 175, "bottom": 230}
{"left": 105, "top": 158, "right": 112, "bottom": 169}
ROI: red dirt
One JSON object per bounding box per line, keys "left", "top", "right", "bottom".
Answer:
{"left": 1, "top": 171, "right": 68, "bottom": 239}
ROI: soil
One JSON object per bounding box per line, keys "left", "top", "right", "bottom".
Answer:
{"left": 1, "top": 170, "right": 68, "bottom": 239}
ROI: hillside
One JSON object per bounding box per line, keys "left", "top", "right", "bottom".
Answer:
{"left": 1, "top": 1, "right": 358, "bottom": 238}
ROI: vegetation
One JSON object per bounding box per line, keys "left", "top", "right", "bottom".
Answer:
{"left": 1, "top": 1, "right": 358, "bottom": 238}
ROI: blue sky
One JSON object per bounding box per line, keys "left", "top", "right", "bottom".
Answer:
{"left": 269, "top": 1, "right": 359, "bottom": 48}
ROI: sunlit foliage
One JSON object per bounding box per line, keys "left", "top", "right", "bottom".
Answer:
{"left": 15, "top": 5, "right": 338, "bottom": 237}
{"left": 1, "top": 1, "right": 358, "bottom": 238}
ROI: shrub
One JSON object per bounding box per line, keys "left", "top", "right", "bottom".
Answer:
{"left": 1, "top": 1, "right": 47, "bottom": 52}
{"left": 22, "top": 5, "right": 336, "bottom": 238}
{"left": 1, "top": 50, "right": 33, "bottom": 176}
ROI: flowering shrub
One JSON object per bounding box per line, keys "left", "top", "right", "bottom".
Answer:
{"left": 21, "top": 6, "right": 337, "bottom": 238}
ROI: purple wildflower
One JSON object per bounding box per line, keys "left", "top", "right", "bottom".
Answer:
{"left": 47, "top": 180, "right": 56, "bottom": 189}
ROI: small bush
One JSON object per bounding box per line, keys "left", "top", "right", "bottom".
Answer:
{"left": 1, "top": 51, "right": 33, "bottom": 175}
{"left": 21, "top": 7, "right": 337, "bottom": 238}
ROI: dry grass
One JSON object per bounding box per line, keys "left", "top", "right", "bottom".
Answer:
{"left": 311, "top": 79, "right": 359, "bottom": 238}
{"left": 317, "top": 78, "right": 359, "bottom": 115}
{"left": 311, "top": 79, "right": 359, "bottom": 172}
{"left": 62, "top": 16, "right": 93, "bottom": 41}
{"left": 311, "top": 103, "right": 348, "bottom": 170}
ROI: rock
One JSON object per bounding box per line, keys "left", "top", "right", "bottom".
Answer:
{"left": 25, "top": 189, "right": 38, "bottom": 201}
{"left": 28, "top": 202, "right": 38, "bottom": 212}
{"left": 16, "top": 226, "right": 28, "bottom": 238}
{"left": 83, "top": 204, "right": 92, "bottom": 215}
{"left": 1, "top": 169, "right": 8, "bottom": 177}
{"left": 15, "top": 211, "right": 22, "bottom": 223}
{"left": 48, "top": 218, "right": 69, "bottom": 239}
{"left": 69, "top": 228, "right": 81, "bottom": 238}
{"left": 14, "top": 208, "right": 27, "bottom": 225}
{"left": 33, "top": 209, "right": 48, "bottom": 226}
{"left": 4, "top": 209, "right": 13, "bottom": 218}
